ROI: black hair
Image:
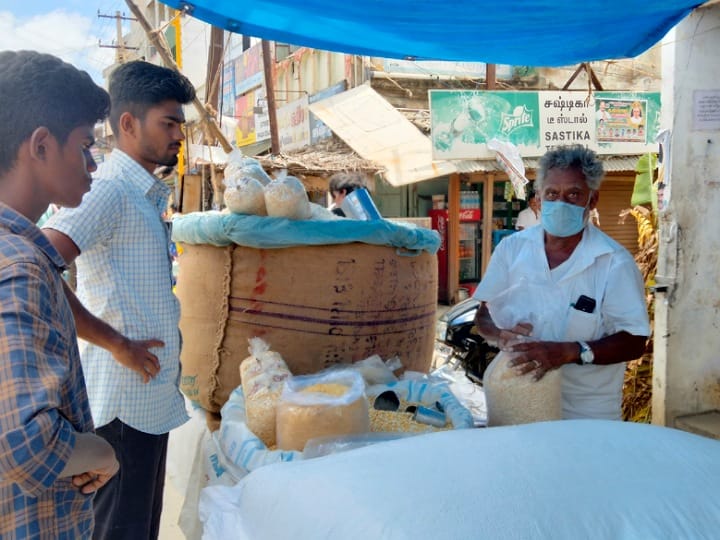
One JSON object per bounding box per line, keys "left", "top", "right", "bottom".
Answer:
{"left": 0, "top": 50, "right": 110, "bottom": 176}
{"left": 329, "top": 171, "right": 368, "bottom": 196}
{"left": 108, "top": 60, "right": 196, "bottom": 134}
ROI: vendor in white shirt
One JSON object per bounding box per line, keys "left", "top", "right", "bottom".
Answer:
{"left": 515, "top": 196, "right": 540, "bottom": 230}
{"left": 473, "top": 145, "right": 650, "bottom": 420}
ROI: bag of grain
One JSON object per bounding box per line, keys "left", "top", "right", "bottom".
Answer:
{"left": 240, "top": 338, "right": 291, "bottom": 447}
{"left": 223, "top": 176, "right": 267, "bottom": 216}
{"left": 224, "top": 150, "right": 272, "bottom": 186}
{"left": 264, "top": 172, "right": 312, "bottom": 220}
{"left": 483, "top": 351, "right": 562, "bottom": 426}
{"left": 276, "top": 370, "right": 370, "bottom": 451}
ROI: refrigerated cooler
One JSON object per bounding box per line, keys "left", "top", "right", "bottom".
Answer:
{"left": 429, "top": 207, "right": 481, "bottom": 303}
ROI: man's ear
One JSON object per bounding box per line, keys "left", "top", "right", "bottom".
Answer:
{"left": 118, "top": 111, "right": 137, "bottom": 138}
{"left": 28, "top": 127, "right": 52, "bottom": 161}
{"left": 589, "top": 190, "right": 600, "bottom": 209}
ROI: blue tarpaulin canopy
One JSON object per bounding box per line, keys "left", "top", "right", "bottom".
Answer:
{"left": 161, "top": 0, "right": 701, "bottom": 66}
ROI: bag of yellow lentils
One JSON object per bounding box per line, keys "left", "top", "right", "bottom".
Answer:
{"left": 276, "top": 370, "right": 370, "bottom": 452}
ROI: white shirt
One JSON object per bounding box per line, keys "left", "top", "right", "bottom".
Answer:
{"left": 515, "top": 207, "right": 540, "bottom": 230}
{"left": 44, "top": 150, "right": 188, "bottom": 434}
{"left": 474, "top": 224, "right": 650, "bottom": 420}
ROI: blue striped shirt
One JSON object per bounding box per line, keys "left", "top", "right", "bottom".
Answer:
{"left": 45, "top": 149, "right": 188, "bottom": 434}
{"left": 0, "top": 202, "right": 94, "bottom": 539}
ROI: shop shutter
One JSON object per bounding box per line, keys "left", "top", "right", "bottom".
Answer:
{"left": 596, "top": 177, "right": 638, "bottom": 254}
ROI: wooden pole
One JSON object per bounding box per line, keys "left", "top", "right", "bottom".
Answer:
{"left": 486, "top": 64, "right": 497, "bottom": 90}
{"left": 124, "top": 0, "right": 233, "bottom": 153}
{"left": 261, "top": 39, "right": 281, "bottom": 154}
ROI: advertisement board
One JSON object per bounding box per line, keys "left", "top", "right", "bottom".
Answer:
{"left": 277, "top": 95, "right": 310, "bottom": 152}
{"left": 430, "top": 90, "right": 661, "bottom": 159}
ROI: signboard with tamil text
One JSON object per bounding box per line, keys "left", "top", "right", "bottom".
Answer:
{"left": 430, "top": 90, "right": 661, "bottom": 159}
{"left": 277, "top": 95, "right": 310, "bottom": 152}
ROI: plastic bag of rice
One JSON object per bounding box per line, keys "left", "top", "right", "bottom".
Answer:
{"left": 240, "top": 338, "right": 291, "bottom": 447}
{"left": 223, "top": 176, "right": 267, "bottom": 215}
{"left": 483, "top": 351, "right": 562, "bottom": 426}
{"left": 224, "top": 150, "right": 272, "bottom": 186}
{"left": 276, "top": 370, "right": 370, "bottom": 451}
{"left": 264, "top": 172, "right": 312, "bottom": 220}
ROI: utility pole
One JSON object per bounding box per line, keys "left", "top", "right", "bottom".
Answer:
{"left": 261, "top": 40, "right": 281, "bottom": 154}
{"left": 98, "top": 11, "right": 138, "bottom": 63}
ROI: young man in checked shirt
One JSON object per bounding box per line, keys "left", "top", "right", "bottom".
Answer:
{"left": 0, "top": 51, "right": 119, "bottom": 539}
{"left": 44, "top": 61, "right": 196, "bottom": 540}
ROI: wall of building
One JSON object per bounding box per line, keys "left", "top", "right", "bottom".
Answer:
{"left": 653, "top": 3, "right": 720, "bottom": 426}
{"left": 275, "top": 48, "right": 349, "bottom": 105}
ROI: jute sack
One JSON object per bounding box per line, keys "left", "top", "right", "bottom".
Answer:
{"left": 176, "top": 242, "right": 438, "bottom": 413}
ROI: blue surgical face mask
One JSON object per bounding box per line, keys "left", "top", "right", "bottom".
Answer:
{"left": 541, "top": 193, "right": 592, "bottom": 237}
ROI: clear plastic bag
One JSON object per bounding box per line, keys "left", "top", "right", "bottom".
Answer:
{"left": 223, "top": 176, "right": 267, "bottom": 216}
{"left": 487, "top": 277, "right": 555, "bottom": 339}
{"left": 264, "top": 170, "right": 312, "bottom": 220}
{"left": 239, "top": 338, "right": 291, "bottom": 447}
{"left": 224, "top": 149, "right": 272, "bottom": 186}
{"left": 276, "top": 370, "right": 370, "bottom": 451}
{"left": 483, "top": 351, "right": 562, "bottom": 426}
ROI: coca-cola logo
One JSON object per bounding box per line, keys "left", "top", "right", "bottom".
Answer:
{"left": 459, "top": 209, "right": 480, "bottom": 221}
{"left": 437, "top": 216, "right": 446, "bottom": 251}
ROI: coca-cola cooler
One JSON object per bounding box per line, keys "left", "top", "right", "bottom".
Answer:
{"left": 429, "top": 208, "right": 482, "bottom": 303}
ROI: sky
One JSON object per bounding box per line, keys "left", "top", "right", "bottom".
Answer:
{"left": 0, "top": 0, "right": 133, "bottom": 85}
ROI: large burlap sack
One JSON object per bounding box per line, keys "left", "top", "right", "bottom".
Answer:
{"left": 177, "top": 242, "right": 437, "bottom": 413}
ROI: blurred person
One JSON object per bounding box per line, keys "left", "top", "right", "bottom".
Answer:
{"left": 328, "top": 171, "right": 368, "bottom": 216}
{"left": 43, "top": 61, "right": 196, "bottom": 540}
{"left": 515, "top": 195, "right": 540, "bottom": 230}
{"left": 0, "top": 50, "right": 118, "bottom": 538}
{"left": 473, "top": 145, "right": 649, "bottom": 420}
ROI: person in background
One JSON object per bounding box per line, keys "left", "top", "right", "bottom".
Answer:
{"left": 515, "top": 195, "right": 540, "bottom": 230}
{"left": 472, "top": 145, "right": 649, "bottom": 420}
{"left": 329, "top": 171, "right": 368, "bottom": 216}
{"left": 43, "top": 60, "right": 196, "bottom": 540}
{"left": 0, "top": 50, "right": 118, "bottom": 538}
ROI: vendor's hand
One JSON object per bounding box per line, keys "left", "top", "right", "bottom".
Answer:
{"left": 110, "top": 337, "right": 164, "bottom": 383}
{"left": 497, "top": 323, "right": 534, "bottom": 349}
{"left": 71, "top": 458, "right": 119, "bottom": 495}
{"left": 507, "top": 341, "right": 577, "bottom": 381}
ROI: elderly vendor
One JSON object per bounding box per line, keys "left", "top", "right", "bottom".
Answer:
{"left": 472, "top": 145, "right": 650, "bottom": 420}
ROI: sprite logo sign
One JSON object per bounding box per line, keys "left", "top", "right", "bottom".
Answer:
{"left": 500, "top": 105, "right": 534, "bottom": 136}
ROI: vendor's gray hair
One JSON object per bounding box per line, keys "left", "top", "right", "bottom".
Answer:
{"left": 535, "top": 145, "right": 604, "bottom": 192}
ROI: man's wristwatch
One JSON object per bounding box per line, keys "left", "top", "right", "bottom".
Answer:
{"left": 577, "top": 341, "right": 594, "bottom": 365}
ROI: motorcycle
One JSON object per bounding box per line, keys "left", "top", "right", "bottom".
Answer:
{"left": 435, "top": 297, "right": 499, "bottom": 385}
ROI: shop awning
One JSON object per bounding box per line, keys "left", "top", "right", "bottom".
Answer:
{"left": 162, "top": 1, "right": 700, "bottom": 66}
{"left": 309, "top": 84, "right": 457, "bottom": 186}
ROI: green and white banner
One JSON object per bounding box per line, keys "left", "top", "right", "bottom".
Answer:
{"left": 430, "top": 90, "right": 661, "bottom": 160}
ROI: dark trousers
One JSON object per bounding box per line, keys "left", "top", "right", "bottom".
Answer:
{"left": 92, "top": 419, "right": 169, "bottom": 540}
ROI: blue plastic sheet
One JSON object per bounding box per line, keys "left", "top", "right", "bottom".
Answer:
{"left": 172, "top": 211, "right": 441, "bottom": 254}
{"left": 162, "top": 0, "right": 699, "bottom": 66}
